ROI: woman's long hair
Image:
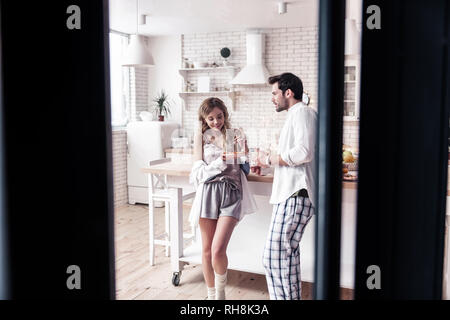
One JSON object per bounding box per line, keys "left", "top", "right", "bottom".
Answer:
{"left": 198, "top": 97, "right": 231, "bottom": 136}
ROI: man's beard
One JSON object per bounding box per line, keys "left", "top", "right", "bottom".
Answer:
{"left": 276, "top": 102, "right": 289, "bottom": 112}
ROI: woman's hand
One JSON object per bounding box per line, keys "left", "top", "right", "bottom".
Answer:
{"left": 222, "top": 151, "right": 238, "bottom": 162}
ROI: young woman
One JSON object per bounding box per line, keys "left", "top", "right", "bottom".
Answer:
{"left": 189, "top": 97, "right": 256, "bottom": 300}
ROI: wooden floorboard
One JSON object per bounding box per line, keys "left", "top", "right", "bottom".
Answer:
{"left": 114, "top": 204, "right": 353, "bottom": 300}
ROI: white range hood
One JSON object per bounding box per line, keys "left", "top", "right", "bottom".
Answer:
{"left": 230, "top": 31, "right": 270, "bottom": 85}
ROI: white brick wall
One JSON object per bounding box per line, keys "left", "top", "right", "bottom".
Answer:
{"left": 181, "top": 27, "right": 320, "bottom": 148}
{"left": 129, "top": 68, "right": 150, "bottom": 121}
{"left": 112, "top": 130, "right": 128, "bottom": 208}
{"left": 181, "top": 27, "right": 359, "bottom": 150}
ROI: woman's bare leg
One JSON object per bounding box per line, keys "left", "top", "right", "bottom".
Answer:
{"left": 211, "top": 216, "right": 238, "bottom": 274}
{"left": 211, "top": 216, "right": 238, "bottom": 299}
{"left": 199, "top": 217, "right": 217, "bottom": 287}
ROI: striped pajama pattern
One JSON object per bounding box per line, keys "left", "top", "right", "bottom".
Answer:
{"left": 263, "top": 195, "right": 314, "bottom": 300}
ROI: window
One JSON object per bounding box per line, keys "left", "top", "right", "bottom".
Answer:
{"left": 109, "top": 32, "right": 130, "bottom": 127}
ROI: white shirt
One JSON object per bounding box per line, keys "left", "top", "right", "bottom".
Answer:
{"left": 270, "top": 102, "right": 317, "bottom": 207}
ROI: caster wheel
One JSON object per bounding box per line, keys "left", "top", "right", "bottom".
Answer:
{"left": 172, "top": 272, "right": 181, "bottom": 286}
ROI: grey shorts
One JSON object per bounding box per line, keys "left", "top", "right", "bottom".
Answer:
{"left": 200, "top": 181, "right": 242, "bottom": 220}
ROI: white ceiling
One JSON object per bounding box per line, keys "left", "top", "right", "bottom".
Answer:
{"left": 109, "top": 0, "right": 320, "bottom": 36}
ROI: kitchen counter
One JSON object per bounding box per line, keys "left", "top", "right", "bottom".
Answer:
{"left": 142, "top": 161, "right": 272, "bottom": 183}
{"left": 142, "top": 160, "right": 357, "bottom": 189}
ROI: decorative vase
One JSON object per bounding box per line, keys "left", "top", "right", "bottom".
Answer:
{"left": 158, "top": 115, "right": 164, "bottom": 121}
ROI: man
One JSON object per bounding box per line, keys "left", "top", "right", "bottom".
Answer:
{"left": 257, "top": 72, "right": 317, "bottom": 300}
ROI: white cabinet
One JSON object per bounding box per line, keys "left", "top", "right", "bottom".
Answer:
{"left": 178, "top": 66, "right": 237, "bottom": 110}
{"left": 344, "top": 56, "right": 360, "bottom": 121}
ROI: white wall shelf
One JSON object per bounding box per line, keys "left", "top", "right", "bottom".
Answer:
{"left": 178, "top": 66, "right": 238, "bottom": 111}
{"left": 178, "top": 66, "right": 237, "bottom": 79}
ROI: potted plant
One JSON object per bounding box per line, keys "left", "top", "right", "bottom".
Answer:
{"left": 152, "top": 90, "right": 171, "bottom": 121}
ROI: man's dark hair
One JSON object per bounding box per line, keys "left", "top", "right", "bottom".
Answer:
{"left": 268, "top": 73, "right": 303, "bottom": 100}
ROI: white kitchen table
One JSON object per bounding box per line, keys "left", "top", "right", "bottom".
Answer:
{"left": 142, "top": 161, "right": 357, "bottom": 288}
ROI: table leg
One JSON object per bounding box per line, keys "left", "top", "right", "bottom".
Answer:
{"left": 165, "top": 202, "right": 170, "bottom": 257}
{"left": 148, "top": 174, "right": 155, "bottom": 266}
{"left": 170, "top": 187, "right": 184, "bottom": 273}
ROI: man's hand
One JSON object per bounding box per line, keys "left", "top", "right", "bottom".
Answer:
{"left": 266, "top": 153, "right": 289, "bottom": 167}
{"left": 250, "top": 151, "right": 289, "bottom": 175}
{"left": 250, "top": 151, "right": 269, "bottom": 175}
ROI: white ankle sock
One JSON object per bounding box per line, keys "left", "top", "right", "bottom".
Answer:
{"left": 214, "top": 271, "right": 227, "bottom": 300}
{"left": 207, "top": 286, "right": 215, "bottom": 300}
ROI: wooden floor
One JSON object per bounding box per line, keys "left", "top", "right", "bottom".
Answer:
{"left": 114, "top": 203, "right": 353, "bottom": 300}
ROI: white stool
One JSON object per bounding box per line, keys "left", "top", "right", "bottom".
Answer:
{"left": 147, "top": 159, "right": 196, "bottom": 266}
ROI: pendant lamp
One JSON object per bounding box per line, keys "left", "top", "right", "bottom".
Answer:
{"left": 122, "top": 0, "right": 154, "bottom": 67}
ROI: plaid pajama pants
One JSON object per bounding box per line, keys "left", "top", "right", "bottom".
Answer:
{"left": 263, "top": 195, "right": 314, "bottom": 300}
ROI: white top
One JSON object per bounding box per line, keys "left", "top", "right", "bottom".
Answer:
{"left": 203, "top": 141, "right": 224, "bottom": 165}
{"left": 270, "top": 102, "right": 318, "bottom": 207}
